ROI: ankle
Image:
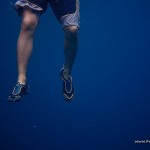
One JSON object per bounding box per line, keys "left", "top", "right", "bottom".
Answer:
{"left": 18, "top": 81, "right": 27, "bottom": 85}
{"left": 63, "top": 68, "right": 71, "bottom": 79}
{"left": 18, "top": 77, "right": 27, "bottom": 85}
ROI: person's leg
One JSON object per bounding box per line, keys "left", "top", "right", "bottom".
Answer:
{"left": 49, "top": 0, "right": 79, "bottom": 79}
{"left": 59, "top": 26, "right": 78, "bottom": 100}
{"left": 50, "top": 0, "right": 80, "bottom": 100}
{"left": 63, "top": 25, "right": 78, "bottom": 79}
{"left": 8, "top": 8, "right": 39, "bottom": 102}
{"left": 17, "top": 8, "right": 39, "bottom": 84}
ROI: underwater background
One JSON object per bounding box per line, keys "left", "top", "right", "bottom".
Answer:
{"left": 0, "top": 0, "right": 150, "bottom": 149}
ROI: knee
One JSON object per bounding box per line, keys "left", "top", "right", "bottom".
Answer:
{"left": 21, "top": 16, "right": 38, "bottom": 32}
{"left": 64, "top": 26, "right": 78, "bottom": 40}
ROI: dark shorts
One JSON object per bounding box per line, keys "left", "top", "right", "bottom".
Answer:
{"left": 14, "top": 0, "right": 80, "bottom": 28}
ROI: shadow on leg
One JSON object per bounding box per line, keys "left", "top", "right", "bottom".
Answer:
{"left": 63, "top": 25, "right": 78, "bottom": 79}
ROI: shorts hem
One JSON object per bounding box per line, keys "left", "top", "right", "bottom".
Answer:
{"left": 61, "top": 0, "right": 80, "bottom": 29}
{"left": 14, "top": 0, "right": 43, "bottom": 15}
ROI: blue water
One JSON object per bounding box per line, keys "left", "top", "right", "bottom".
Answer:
{"left": 0, "top": 0, "right": 150, "bottom": 150}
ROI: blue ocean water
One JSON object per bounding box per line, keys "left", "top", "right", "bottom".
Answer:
{"left": 0, "top": 0, "right": 150, "bottom": 150}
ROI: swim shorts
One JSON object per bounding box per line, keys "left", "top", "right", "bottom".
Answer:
{"left": 14, "top": 0, "right": 80, "bottom": 28}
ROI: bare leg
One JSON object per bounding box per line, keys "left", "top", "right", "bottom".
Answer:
{"left": 17, "top": 8, "right": 39, "bottom": 84}
{"left": 63, "top": 26, "right": 78, "bottom": 79}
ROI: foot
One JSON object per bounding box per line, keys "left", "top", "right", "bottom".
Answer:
{"left": 60, "top": 66, "right": 74, "bottom": 101}
{"left": 8, "top": 82, "right": 29, "bottom": 102}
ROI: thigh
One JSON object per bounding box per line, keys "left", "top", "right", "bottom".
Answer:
{"left": 50, "top": 0, "right": 80, "bottom": 28}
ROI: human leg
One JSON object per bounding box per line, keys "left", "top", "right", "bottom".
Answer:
{"left": 63, "top": 25, "right": 78, "bottom": 79}
{"left": 8, "top": 0, "right": 49, "bottom": 102}
{"left": 8, "top": 8, "right": 39, "bottom": 102}
{"left": 50, "top": 0, "right": 80, "bottom": 100}
{"left": 17, "top": 8, "right": 39, "bottom": 84}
